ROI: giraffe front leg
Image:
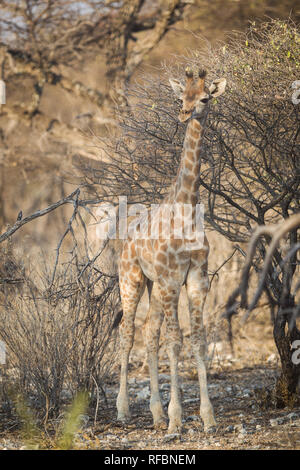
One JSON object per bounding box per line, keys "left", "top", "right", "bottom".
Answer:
{"left": 144, "top": 283, "right": 167, "bottom": 429}
{"left": 117, "top": 254, "right": 145, "bottom": 423}
{"left": 167, "top": 334, "right": 183, "bottom": 434}
{"left": 186, "top": 265, "right": 216, "bottom": 432}
{"left": 117, "top": 335, "right": 131, "bottom": 422}
{"left": 159, "top": 286, "right": 183, "bottom": 434}
{"left": 117, "top": 309, "right": 137, "bottom": 421}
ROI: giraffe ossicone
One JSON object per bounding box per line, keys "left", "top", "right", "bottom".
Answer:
{"left": 116, "top": 67, "right": 227, "bottom": 433}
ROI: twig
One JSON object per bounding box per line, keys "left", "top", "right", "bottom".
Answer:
{"left": 92, "top": 375, "right": 100, "bottom": 428}
{"left": 50, "top": 189, "right": 80, "bottom": 287}
{"left": 0, "top": 278, "right": 24, "bottom": 284}
{"left": 209, "top": 247, "right": 239, "bottom": 289}
{"left": 0, "top": 189, "right": 80, "bottom": 244}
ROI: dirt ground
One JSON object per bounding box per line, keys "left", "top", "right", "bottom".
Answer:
{"left": 0, "top": 309, "right": 299, "bottom": 451}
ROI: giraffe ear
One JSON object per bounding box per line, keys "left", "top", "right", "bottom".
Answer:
{"left": 209, "top": 78, "right": 227, "bottom": 98}
{"left": 169, "top": 78, "right": 184, "bottom": 99}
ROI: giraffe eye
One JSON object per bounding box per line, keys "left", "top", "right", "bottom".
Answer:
{"left": 201, "top": 98, "right": 209, "bottom": 103}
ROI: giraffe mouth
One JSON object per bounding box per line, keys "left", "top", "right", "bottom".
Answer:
{"left": 179, "top": 109, "right": 192, "bottom": 122}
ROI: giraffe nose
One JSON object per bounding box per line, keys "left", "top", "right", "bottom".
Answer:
{"left": 179, "top": 109, "right": 192, "bottom": 122}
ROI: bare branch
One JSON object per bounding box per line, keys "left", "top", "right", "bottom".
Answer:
{"left": 0, "top": 189, "right": 80, "bottom": 244}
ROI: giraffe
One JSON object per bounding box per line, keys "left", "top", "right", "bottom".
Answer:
{"left": 116, "top": 67, "right": 227, "bottom": 434}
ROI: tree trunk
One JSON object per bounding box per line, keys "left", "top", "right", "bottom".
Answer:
{"left": 273, "top": 302, "right": 300, "bottom": 407}
{"left": 0, "top": 164, "right": 6, "bottom": 229}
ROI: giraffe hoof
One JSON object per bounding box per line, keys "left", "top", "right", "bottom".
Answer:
{"left": 204, "top": 425, "right": 217, "bottom": 434}
{"left": 117, "top": 412, "right": 131, "bottom": 424}
{"left": 153, "top": 418, "right": 168, "bottom": 430}
{"left": 167, "top": 423, "right": 182, "bottom": 435}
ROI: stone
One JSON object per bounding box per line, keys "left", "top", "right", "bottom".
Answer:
{"left": 234, "top": 424, "right": 247, "bottom": 434}
{"left": 163, "top": 433, "right": 181, "bottom": 443}
{"left": 225, "top": 425, "right": 234, "bottom": 433}
{"left": 185, "top": 415, "right": 199, "bottom": 422}
{"left": 161, "top": 383, "right": 170, "bottom": 391}
{"left": 270, "top": 418, "right": 283, "bottom": 427}
{"left": 286, "top": 412, "right": 298, "bottom": 421}
{"left": 267, "top": 354, "right": 277, "bottom": 363}
{"left": 136, "top": 387, "right": 150, "bottom": 400}
{"left": 183, "top": 398, "right": 199, "bottom": 404}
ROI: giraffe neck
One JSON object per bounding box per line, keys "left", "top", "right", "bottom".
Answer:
{"left": 168, "top": 117, "right": 206, "bottom": 205}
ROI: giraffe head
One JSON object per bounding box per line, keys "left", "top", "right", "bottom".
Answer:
{"left": 169, "top": 67, "right": 226, "bottom": 123}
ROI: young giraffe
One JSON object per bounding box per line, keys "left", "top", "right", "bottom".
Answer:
{"left": 117, "top": 68, "right": 227, "bottom": 433}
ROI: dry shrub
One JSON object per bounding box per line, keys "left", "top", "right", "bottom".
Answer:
{"left": 0, "top": 241, "right": 120, "bottom": 419}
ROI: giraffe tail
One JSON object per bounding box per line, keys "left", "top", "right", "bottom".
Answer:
{"left": 112, "top": 309, "right": 123, "bottom": 329}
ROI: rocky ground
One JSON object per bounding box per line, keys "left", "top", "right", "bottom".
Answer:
{"left": 74, "top": 362, "right": 300, "bottom": 451}
{"left": 1, "top": 324, "right": 300, "bottom": 451}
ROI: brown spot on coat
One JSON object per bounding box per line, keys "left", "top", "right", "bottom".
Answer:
{"left": 157, "top": 252, "right": 167, "bottom": 264}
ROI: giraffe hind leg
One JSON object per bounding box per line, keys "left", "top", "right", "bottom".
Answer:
{"left": 186, "top": 263, "right": 216, "bottom": 432}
